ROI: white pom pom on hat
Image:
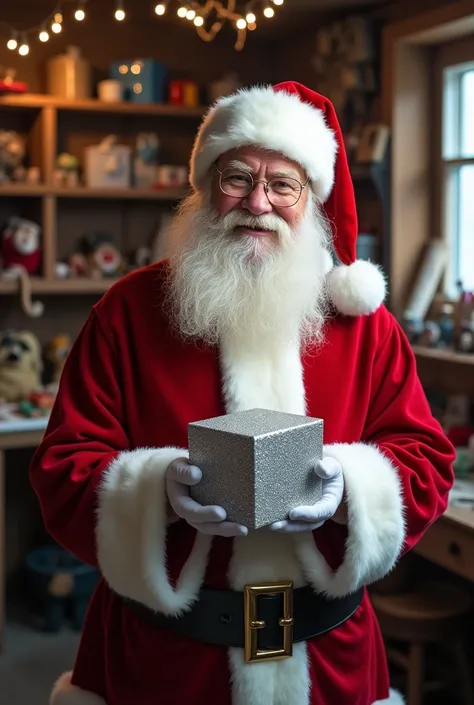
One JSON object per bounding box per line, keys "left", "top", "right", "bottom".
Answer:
{"left": 190, "top": 80, "right": 386, "bottom": 316}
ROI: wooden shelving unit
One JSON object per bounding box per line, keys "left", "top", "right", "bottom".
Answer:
{"left": 0, "top": 94, "right": 204, "bottom": 294}
{"left": 0, "top": 185, "right": 188, "bottom": 200}
{"left": 0, "top": 93, "right": 206, "bottom": 117}
{"left": 412, "top": 345, "right": 474, "bottom": 365}
{"left": 0, "top": 276, "right": 117, "bottom": 295}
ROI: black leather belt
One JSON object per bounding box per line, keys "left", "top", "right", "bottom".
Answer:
{"left": 122, "top": 582, "right": 363, "bottom": 663}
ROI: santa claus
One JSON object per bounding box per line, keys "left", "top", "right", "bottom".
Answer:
{"left": 30, "top": 82, "right": 454, "bottom": 705}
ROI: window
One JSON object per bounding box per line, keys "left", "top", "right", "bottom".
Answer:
{"left": 442, "top": 61, "right": 474, "bottom": 297}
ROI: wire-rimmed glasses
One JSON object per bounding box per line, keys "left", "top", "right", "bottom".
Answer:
{"left": 215, "top": 165, "right": 309, "bottom": 208}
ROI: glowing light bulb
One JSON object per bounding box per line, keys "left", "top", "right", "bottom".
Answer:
{"left": 75, "top": 8, "right": 86, "bottom": 20}
{"left": 39, "top": 30, "right": 49, "bottom": 42}
{"left": 115, "top": 8, "right": 125, "bottom": 20}
{"left": 236, "top": 18, "right": 246, "bottom": 29}
{"left": 193, "top": 15, "right": 204, "bottom": 26}
{"left": 51, "top": 21, "right": 62, "bottom": 33}
{"left": 19, "top": 42, "right": 29, "bottom": 56}
{"left": 263, "top": 6, "right": 274, "bottom": 17}
{"left": 186, "top": 8, "right": 195, "bottom": 19}
{"left": 7, "top": 38, "right": 18, "bottom": 50}
{"left": 177, "top": 6, "right": 187, "bottom": 17}
{"left": 54, "top": 12, "right": 63, "bottom": 23}
{"left": 155, "top": 3, "right": 166, "bottom": 15}
{"left": 245, "top": 12, "right": 256, "bottom": 23}
{"left": 273, "top": 0, "right": 284, "bottom": 4}
{"left": 248, "top": 21, "right": 257, "bottom": 30}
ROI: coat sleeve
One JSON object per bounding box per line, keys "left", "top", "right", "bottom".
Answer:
{"left": 294, "top": 313, "right": 455, "bottom": 598}
{"left": 29, "top": 307, "right": 212, "bottom": 617}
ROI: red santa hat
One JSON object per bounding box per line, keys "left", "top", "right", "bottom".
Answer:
{"left": 190, "top": 80, "right": 386, "bottom": 317}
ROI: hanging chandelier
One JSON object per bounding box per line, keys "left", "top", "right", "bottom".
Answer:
{"left": 154, "top": 0, "right": 285, "bottom": 51}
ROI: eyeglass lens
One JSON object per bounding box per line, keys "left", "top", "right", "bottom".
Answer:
{"left": 219, "top": 168, "right": 303, "bottom": 207}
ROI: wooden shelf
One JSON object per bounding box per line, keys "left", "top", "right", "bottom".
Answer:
{"left": 0, "top": 93, "right": 206, "bottom": 118}
{"left": 0, "top": 277, "right": 119, "bottom": 295}
{"left": 0, "top": 184, "right": 49, "bottom": 196}
{"left": 0, "top": 185, "right": 187, "bottom": 200}
{"left": 0, "top": 186, "right": 187, "bottom": 200}
{"left": 412, "top": 345, "right": 474, "bottom": 365}
{"left": 54, "top": 186, "right": 187, "bottom": 200}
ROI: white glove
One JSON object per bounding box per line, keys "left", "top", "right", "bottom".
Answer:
{"left": 166, "top": 458, "right": 248, "bottom": 537}
{"left": 270, "top": 457, "right": 344, "bottom": 533}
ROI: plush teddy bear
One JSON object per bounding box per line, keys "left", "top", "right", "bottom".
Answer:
{"left": 0, "top": 330, "right": 43, "bottom": 403}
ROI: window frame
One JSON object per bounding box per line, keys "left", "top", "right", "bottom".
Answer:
{"left": 433, "top": 37, "right": 474, "bottom": 300}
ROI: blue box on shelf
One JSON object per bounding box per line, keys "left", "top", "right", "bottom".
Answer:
{"left": 109, "top": 59, "right": 168, "bottom": 103}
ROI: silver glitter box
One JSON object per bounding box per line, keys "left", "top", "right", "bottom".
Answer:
{"left": 188, "top": 408, "right": 323, "bottom": 530}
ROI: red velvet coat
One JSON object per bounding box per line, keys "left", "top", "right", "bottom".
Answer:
{"left": 30, "top": 262, "right": 454, "bottom": 705}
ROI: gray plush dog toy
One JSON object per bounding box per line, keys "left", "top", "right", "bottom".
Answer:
{"left": 0, "top": 330, "right": 42, "bottom": 403}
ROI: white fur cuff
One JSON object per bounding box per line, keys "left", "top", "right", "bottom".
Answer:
{"left": 295, "top": 442, "right": 405, "bottom": 597}
{"left": 50, "top": 672, "right": 106, "bottom": 705}
{"left": 96, "top": 447, "right": 212, "bottom": 616}
{"left": 374, "top": 689, "right": 405, "bottom": 704}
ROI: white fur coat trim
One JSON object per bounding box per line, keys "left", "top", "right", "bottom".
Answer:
{"left": 294, "top": 442, "right": 405, "bottom": 597}
{"left": 190, "top": 85, "right": 337, "bottom": 202}
{"left": 220, "top": 333, "right": 306, "bottom": 416}
{"left": 96, "top": 446, "right": 212, "bottom": 616}
{"left": 49, "top": 671, "right": 404, "bottom": 705}
{"left": 228, "top": 531, "right": 309, "bottom": 705}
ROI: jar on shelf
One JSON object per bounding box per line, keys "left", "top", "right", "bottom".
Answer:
{"left": 46, "top": 46, "right": 92, "bottom": 100}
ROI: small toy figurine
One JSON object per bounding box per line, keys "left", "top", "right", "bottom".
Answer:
{"left": 0, "top": 130, "right": 26, "bottom": 182}
{"left": 0, "top": 216, "right": 44, "bottom": 317}
{"left": 44, "top": 334, "right": 71, "bottom": 386}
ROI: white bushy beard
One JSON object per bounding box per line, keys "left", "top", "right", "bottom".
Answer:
{"left": 164, "top": 189, "right": 332, "bottom": 348}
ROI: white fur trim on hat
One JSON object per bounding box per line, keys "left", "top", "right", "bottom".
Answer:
{"left": 327, "top": 260, "right": 387, "bottom": 316}
{"left": 190, "top": 85, "right": 337, "bottom": 201}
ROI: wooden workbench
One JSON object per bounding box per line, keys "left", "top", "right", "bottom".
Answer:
{"left": 414, "top": 482, "right": 474, "bottom": 583}
{"left": 0, "top": 417, "right": 48, "bottom": 651}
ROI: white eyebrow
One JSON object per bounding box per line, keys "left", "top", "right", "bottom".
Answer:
{"left": 270, "top": 169, "right": 301, "bottom": 180}
{"left": 225, "top": 159, "right": 254, "bottom": 173}
{"left": 224, "top": 160, "right": 301, "bottom": 180}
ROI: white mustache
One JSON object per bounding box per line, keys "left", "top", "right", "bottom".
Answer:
{"left": 220, "top": 210, "right": 291, "bottom": 238}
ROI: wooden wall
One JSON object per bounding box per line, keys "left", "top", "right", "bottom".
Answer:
{"left": 0, "top": 6, "right": 274, "bottom": 94}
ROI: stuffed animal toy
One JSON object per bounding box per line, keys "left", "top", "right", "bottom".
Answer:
{"left": 0, "top": 330, "right": 43, "bottom": 403}
{"left": 1, "top": 216, "right": 41, "bottom": 273}
{"left": 44, "top": 333, "right": 71, "bottom": 386}
{"left": 1, "top": 216, "right": 44, "bottom": 317}
{"left": 0, "top": 130, "right": 26, "bottom": 183}
{"left": 79, "top": 232, "right": 124, "bottom": 278}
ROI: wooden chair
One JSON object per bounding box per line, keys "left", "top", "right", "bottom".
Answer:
{"left": 370, "top": 581, "right": 474, "bottom": 705}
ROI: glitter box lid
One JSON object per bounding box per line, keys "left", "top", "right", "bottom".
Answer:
{"left": 189, "top": 408, "right": 323, "bottom": 440}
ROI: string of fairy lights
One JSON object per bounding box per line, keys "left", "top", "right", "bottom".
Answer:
{"left": 1, "top": 0, "right": 285, "bottom": 54}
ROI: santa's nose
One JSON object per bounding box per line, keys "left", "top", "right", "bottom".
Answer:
{"left": 241, "top": 182, "right": 273, "bottom": 216}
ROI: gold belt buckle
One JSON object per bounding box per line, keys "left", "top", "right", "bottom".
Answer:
{"left": 243, "top": 581, "right": 294, "bottom": 663}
